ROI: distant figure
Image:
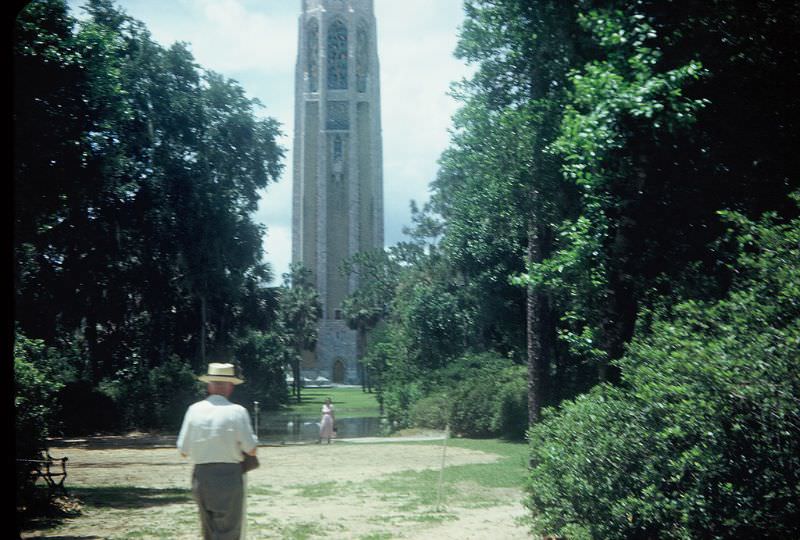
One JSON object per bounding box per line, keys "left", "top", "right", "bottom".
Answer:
{"left": 319, "top": 397, "right": 336, "bottom": 444}
{"left": 178, "top": 363, "right": 258, "bottom": 540}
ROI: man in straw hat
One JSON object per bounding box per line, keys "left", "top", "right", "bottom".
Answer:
{"left": 178, "top": 362, "right": 258, "bottom": 540}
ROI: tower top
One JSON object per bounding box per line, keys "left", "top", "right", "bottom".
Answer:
{"left": 302, "top": 0, "right": 374, "bottom": 15}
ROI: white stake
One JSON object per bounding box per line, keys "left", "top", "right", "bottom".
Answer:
{"left": 436, "top": 424, "right": 450, "bottom": 511}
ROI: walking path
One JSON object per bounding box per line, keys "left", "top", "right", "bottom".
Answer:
{"left": 27, "top": 433, "right": 531, "bottom": 539}
{"left": 48, "top": 430, "right": 447, "bottom": 448}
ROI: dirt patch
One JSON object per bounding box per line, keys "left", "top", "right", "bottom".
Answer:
{"left": 21, "top": 437, "right": 531, "bottom": 539}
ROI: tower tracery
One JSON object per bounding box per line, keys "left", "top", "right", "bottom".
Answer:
{"left": 292, "top": 0, "right": 384, "bottom": 384}
{"left": 305, "top": 18, "right": 319, "bottom": 92}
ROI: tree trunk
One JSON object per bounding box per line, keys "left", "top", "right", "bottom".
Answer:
{"left": 358, "top": 327, "right": 368, "bottom": 392}
{"left": 86, "top": 312, "right": 101, "bottom": 385}
{"left": 526, "top": 222, "right": 543, "bottom": 425}
{"left": 199, "top": 293, "right": 207, "bottom": 369}
{"left": 293, "top": 347, "right": 302, "bottom": 402}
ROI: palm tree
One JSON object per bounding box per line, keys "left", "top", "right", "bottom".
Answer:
{"left": 278, "top": 263, "right": 322, "bottom": 402}
{"left": 342, "top": 297, "right": 383, "bottom": 391}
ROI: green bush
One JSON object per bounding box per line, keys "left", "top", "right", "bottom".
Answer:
{"left": 56, "top": 380, "right": 118, "bottom": 435}
{"left": 410, "top": 392, "right": 451, "bottom": 429}
{"left": 100, "top": 357, "right": 202, "bottom": 431}
{"left": 402, "top": 352, "right": 529, "bottom": 439}
{"left": 14, "top": 332, "right": 71, "bottom": 510}
{"left": 149, "top": 357, "right": 203, "bottom": 430}
{"left": 383, "top": 381, "right": 424, "bottom": 428}
{"left": 98, "top": 331, "right": 289, "bottom": 433}
{"left": 492, "top": 369, "right": 528, "bottom": 440}
{"left": 449, "top": 374, "right": 499, "bottom": 437}
{"left": 232, "top": 329, "right": 290, "bottom": 411}
{"left": 99, "top": 367, "right": 150, "bottom": 430}
{"left": 448, "top": 360, "right": 528, "bottom": 439}
{"left": 14, "top": 333, "right": 66, "bottom": 459}
{"left": 434, "top": 351, "right": 512, "bottom": 386}
{"left": 525, "top": 210, "right": 800, "bottom": 538}
{"left": 15, "top": 359, "right": 58, "bottom": 459}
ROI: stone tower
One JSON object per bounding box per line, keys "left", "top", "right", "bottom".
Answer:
{"left": 291, "top": 0, "right": 384, "bottom": 384}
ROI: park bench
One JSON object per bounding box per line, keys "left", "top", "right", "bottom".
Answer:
{"left": 17, "top": 451, "right": 69, "bottom": 496}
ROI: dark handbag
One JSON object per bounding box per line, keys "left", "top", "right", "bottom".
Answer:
{"left": 241, "top": 452, "right": 259, "bottom": 473}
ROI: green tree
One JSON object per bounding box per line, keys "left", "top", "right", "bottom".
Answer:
{"left": 278, "top": 263, "right": 322, "bottom": 401}
{"left": 233, "top": 328, "right": 291, "bottom": 411}
{"left": 14, "top": 333, "right": 70, "bottom": 459}
{"left": 14, "top": 0, "right": 96, "bottom": 349}
{"left": 340, "top": 249, "right": 402, "bottom": 391}
{"left": 514, "top": 0, "right": 799, "bottom": 395}
{"left": 450, "top": 0, "right": 583, "bottom": 422}
{"left": 526, "top": 204, "right": 800, "bottom": 539}
{"left": 524, "top": 7, "right": 712, "bottom": 386}
{"left": 13, "top": 0, "right": 287, "bottom": 431}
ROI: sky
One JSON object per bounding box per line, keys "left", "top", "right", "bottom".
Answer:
{"left": 67, "top": 0, "right": 474, "bottom": 285}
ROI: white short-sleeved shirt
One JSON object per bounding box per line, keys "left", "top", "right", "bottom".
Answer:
{"left": 177, "top": 394, "right": 258, "bottom": 464}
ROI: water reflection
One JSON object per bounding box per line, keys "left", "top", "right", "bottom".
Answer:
{"left": 257, "top": 413, "right": 383, "bottom": 444}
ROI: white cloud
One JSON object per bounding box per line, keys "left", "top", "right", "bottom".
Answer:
{"left": 261, "top": 223, "right": 292, "bottom": 284}
{"left": 376, "top": 0, "right": 472, "bottom": 244}
{"left": 188, "top": 0, "right": 297, "bottom": 74}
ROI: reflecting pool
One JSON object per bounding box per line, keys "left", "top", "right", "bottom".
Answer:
{"left": 256, "top": 413, "right": 384, "bottom": 444}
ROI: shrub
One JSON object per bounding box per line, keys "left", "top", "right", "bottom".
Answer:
{"left": 14, "top": 333, "right": 66, "bottom": 459}
{"left": 413, "top": 352, "right": 528, "bottom": 439}
{"left": 525, "top": 210, "right": 800, "bottom": 538}
{"left": 99, "top": 367, "right": 154, "bottom": 430}
{"left": 15, "top": 358, "right": 58, "bottom": 459}
{"left": 56, "top": 380, "right": 118, "bottom": 435}
{"left": 434, "top": 351, "right": 512, "bottom": 386}
{"left": 14, "top": 332, "right": 70, "bottom": 509}
{"left": 383, "top": 381, "right": 424, "bottom": 428}
{"left": 449, "top": 375, "right": 499, "bottom": 437}
{"left": 232, "top": 329, "right": 290, "bottom": 411}
{"left": 448, "top": 361, "right": 528, "bottom": 439}
{"left": 100, "top": 357, "right": 202, "bottom": 432}
{"left": 492, "top": 368, "right": 528, "bottom": 440}
{"left": 148, "top": 357, "right": 203, "bottom": 430}
{"left": 410, "top": 392, "right": 451, "bottom": 429}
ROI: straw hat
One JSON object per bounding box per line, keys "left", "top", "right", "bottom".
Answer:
{"left": 198, "top": 363, "right": 244, "bottom": 385}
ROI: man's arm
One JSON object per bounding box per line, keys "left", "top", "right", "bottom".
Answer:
{"left": 177, "top": 408, "right": 192, "bottom": 458}
{"left": 239, "top": 408, "right": 259, "bottom": 455}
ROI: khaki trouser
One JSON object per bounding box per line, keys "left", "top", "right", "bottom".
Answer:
{"left": 192, "top": 463, "right": 243, "bottom": 540}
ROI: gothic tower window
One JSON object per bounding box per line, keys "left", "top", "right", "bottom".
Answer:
{"left": 326, "top": 101, "right": 349, "bottom": 130}
{"left": 333, "top": 135, "right": 343, "bottom": 161}
{"left": 327, "top": 19, "right": 348, "bottom": 90}
{"left": 356, "top": 20, "right": 369, "bottom": 93}
{"left": 306, "top": 19, "right": 319, "bottom": 92}
{"left": 331, "top": 134, "right": 344, "bottom": 183}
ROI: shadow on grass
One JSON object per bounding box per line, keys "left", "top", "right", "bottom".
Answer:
{"left": 18, "top": 489, "right": 82, "bottom": 534}
{"left": 19, "top": 486, "right": 192, "bottom": 535}
{"left": 47, "top": 433, "right": 178, "bottom": 450}
{"left": 20, "top": 535, "right": 103, "bottom": 540}
{"left": 73, "top": 485, "right": 191, "bottom": 509}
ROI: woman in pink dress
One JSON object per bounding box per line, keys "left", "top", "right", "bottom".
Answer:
{"left": 319, "top": 397, "right": 335, "bottom": 444}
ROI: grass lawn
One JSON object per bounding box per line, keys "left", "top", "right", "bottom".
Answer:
{"left": 278, "top": 386, "right": 381, "bottom": 419}
{"left": 19, "top": 437, "right": 531, "bottom": 539}
{"left": 373, "top": 437, "right": 530, "bottom": 503}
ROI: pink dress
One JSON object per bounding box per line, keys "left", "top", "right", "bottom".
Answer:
{"left": 319, "top": 404, "right": 335, "bottom": 439}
